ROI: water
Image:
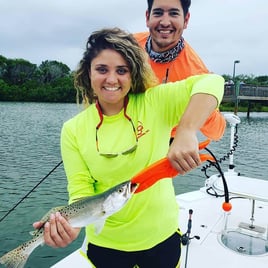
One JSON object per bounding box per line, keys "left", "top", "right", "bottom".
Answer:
{"left": 0, "top": 102, "right": 267, "bottom": 267}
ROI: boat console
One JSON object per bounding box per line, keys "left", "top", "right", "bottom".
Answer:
{"left": 204, "top": 114, "right": 268, "bottom": 256}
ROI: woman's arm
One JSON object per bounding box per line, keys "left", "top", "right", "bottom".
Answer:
{"left": 61, "top": 122, "right": 96, "bottom": 203}
{"left": 32, "top": 121, "right": 93, "bottom": 248}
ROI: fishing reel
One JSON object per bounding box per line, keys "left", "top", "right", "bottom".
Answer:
{"left": 181, "top": 233, "right": 200, "bottom": 246}
{"left": 181, "top": 209, "right": 200, "bottom": 246}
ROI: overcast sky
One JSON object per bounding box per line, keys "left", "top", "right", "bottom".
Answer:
{"left": 1, "top": 0, "right": 267, "bottom": 76}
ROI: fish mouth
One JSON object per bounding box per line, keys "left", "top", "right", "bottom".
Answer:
{"left": 130, "top": 182, "right": 138, "bottom": 193}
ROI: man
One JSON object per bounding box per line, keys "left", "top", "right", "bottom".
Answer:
{"left": 135, "top": 0, "right": 226, "bottom": 141}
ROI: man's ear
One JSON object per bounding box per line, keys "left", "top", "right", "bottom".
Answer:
{"left": 184, "top": 12, "right": 190, "bottom": 30}
{"left": 145, "top": 10, "right": 150, "bottom": 27}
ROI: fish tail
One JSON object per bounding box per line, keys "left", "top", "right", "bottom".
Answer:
{"left": 0, "top": 244, "right": 29, "bottom": 268}
{"left": 0, "top": 237, "right": 42, "bottom": 268}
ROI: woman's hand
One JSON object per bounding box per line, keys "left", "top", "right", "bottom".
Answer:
{"left": 33, "top": 212, "right": 81, "bottom": 248}
{"left": 167, "top": 128, "right": 200, "bottom": 175}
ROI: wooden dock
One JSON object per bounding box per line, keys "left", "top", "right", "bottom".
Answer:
{"left": 222, "top": 84, "right": 268, "bottom": 116}
{"left": 223, "top": 84, "right": 268, "bottom": 102}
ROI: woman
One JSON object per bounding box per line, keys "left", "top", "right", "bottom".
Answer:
{"left": 35, "top": 27, "right": 224, "bottom": 267}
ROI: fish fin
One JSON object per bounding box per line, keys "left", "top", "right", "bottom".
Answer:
{"left": 30, "top": 229, "right": 41, "bottom": 237}
{"left": 30, "top": 225, "right": 45, "bottom": 237}
{"left": 30, "top": 206, "right": 66, "bottom": 237}
{"left": 93, "top": 220, "right": 106, "bottom": 235}
{"left": 39, "top": 206, "right": 65, "bottom": 222}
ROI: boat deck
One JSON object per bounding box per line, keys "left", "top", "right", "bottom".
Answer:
{"left": 178, "top": 173, "right": 268, "bottom": 268}
{"left": 53, "top": 173, "right": 268, "bottom": 268}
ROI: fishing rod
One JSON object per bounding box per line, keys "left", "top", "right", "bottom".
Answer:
{"left": 181, "top": 209, "right": 200, "bottom": 268}
{"left": 0, "top": 160, "right": 63, "bottom": 223}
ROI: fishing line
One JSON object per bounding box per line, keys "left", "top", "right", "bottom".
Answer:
{"left": 201, "top": 124, "right": 239, "bottom": 178}
{"left": 0, "top": 160, "right": 63, "bottom": 223}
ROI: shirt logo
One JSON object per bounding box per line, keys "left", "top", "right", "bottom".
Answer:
{"left": 137, "top": 121, "right": 149, "bottom": 139}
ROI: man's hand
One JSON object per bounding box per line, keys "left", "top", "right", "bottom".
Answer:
{"left": 167, "top": 128, "right": 200, "bottom": 175}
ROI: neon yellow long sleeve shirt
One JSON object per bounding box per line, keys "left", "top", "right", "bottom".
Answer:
{"left": 60, "top": 74, "right": 224, "bottom": 251}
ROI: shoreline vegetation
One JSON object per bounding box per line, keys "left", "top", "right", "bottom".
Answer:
{"left": 220, "top": 104, "right": 268, "bottom": 113}
{"left": 0, "top": 55, "right": 268, "bottom": 112}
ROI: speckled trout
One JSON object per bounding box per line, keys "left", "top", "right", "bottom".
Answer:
{"left": 0, "top": 181, "right": 137, "bottom": 268}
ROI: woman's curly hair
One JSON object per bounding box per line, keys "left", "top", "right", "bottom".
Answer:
{"left": 74, "top": 27, "right": 158, "bottom": 106}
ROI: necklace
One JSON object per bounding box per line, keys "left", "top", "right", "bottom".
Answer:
{"left": 145, "top": 36, "right": 185, "bottom": 63}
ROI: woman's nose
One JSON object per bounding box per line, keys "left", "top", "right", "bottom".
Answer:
{"left": 106, "top": 72, "right": 118, "bottom": 83}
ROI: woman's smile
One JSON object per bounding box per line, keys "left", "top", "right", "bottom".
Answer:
{"left": 89, "top": 49, "right": 132, "bottom": 113}
{"left": 103, "top": 86, "right": 121, "bottom": 92}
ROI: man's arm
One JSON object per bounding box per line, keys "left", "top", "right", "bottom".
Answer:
{"left": 167, "top": 93, "right": 218, "bottom": 174}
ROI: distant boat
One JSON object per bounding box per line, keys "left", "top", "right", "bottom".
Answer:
{"left": 53, "top": 113, "right": 268, "bottom": 268}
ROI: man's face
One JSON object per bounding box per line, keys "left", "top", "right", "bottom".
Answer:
{"left": 146, "top": 0, "right": 190, "bottom": 52}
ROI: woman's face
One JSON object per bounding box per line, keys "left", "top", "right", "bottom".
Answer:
{"left": 89, "top": 49, "right": 132, "bottom": 113}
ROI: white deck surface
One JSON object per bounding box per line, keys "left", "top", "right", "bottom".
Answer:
{"left": 53, "top": 174, "right": 268, "bottom": 268}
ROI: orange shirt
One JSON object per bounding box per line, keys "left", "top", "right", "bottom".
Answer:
{"left": 134, "top": 32, "right": 226, "bottom": 140}
{"left": 134, "top": 32, "right": 209, "bottom": 83}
